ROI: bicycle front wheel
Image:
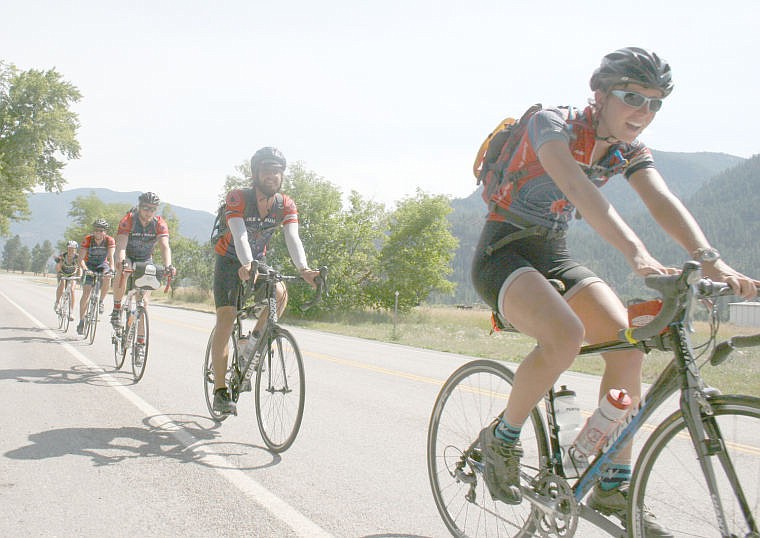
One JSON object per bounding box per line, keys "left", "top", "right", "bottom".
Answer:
{"left": 87, "top": 293, "right": 99, "bottom": 345}
{"left": 427, "top": 359, "right": 550, "bottom": 538}
{"left": 255, "top": 327, "right": 305, "bottom": 453}
{"left": 630, "top": 395, "right": 760, "bottom": 537}
{"left": 131, "top": 308, "right": 149, "bottom": 382}
{"left": 113, "top": 308, "right": 126, "bottom": 369}
{"left": 61, "top": 290, "right": 71, "bottom": 332}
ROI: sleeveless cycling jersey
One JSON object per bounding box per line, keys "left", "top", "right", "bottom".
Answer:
{"left": 117, "top": 211, "right": 169, "bottom": 262}
{"left": 488, "top": 105, "right": 655, "bottom": 230}
{"left": 214, "top": 188, "right": 298, "bottom": 261}
{"left": 56, "top": 252, "right": 79, "bottom": 275}
{"left": 81, "top": 234, "right": 115, "bottom": 266}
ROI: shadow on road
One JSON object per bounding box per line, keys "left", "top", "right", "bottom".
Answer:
{"left": 4, "top": 414, "right": 281, "bottom": 471}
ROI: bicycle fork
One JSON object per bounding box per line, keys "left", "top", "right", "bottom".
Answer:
{"left": 681, "top": 391, "right": 759, "bottom": 535}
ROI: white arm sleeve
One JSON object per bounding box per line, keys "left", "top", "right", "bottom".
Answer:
{"left": 283, "top": 222, "right": 308, "bottom": 271}
{"left": 228, "top": 217, "right": 254, "bottom": 266}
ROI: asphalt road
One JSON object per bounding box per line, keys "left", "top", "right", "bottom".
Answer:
{"left": 1, "top": 272, "right": 684, "bottom": 537}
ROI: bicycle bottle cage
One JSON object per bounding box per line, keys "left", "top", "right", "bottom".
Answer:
{"left": 132, "top": 262, "right": 162, "bottom": 290}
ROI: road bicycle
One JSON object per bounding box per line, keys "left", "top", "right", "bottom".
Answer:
{"left": 56, "top": 275, "right": 78, "bottom": 332}
{"left": 203, "top": 261, "right": 327, "bottom": 452}
{"left": 81, "top": 270, "right": 111, "bottom": 345}
{"left": 427, "top": 261, "right": 760, "bottom": 537}
{"left": 111, "top": 262, "right": 169, "bottom": 382}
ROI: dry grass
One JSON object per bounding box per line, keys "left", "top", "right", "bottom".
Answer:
{"left": 299, "top": 305, "right": 760, "bottom": 397}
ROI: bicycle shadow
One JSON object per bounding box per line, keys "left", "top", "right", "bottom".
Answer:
{"left": 0, "top": 325, "right": 57, "bottom": 344}
{"left": 4, "top": 414, "right": 281, "bottom": 471}
{"left": 0, "top": 364, "right": 117, "bottom": 386}
{"left": 362, "top": 534, "right": 435, "bottom": 538}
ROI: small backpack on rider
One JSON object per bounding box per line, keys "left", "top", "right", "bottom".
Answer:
{"left": 472, "top": 103, "right": 543, "bottom": 212}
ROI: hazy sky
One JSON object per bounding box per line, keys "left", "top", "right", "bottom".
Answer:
{"left": 4, "top": 0, "right": 758, "bottom": 214}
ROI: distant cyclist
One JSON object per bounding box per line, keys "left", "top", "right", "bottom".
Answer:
{"left": 53, "top": 240, "right": 80, "bottom": 317}
{"left": 110, "top": 192, "right": 176, "bottom": 343}
{"left": 76, "top": 218, "right": 116, "bottom": 335}
{"left": 210, "top": 147, "right": 321, "bottom": 416}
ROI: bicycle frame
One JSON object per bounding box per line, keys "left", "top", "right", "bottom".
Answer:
{"left": 534, "top": 265, "right": 759, "bottom": 535}
{"left": 428, "top": 261, "right": 760, "bottom": 538}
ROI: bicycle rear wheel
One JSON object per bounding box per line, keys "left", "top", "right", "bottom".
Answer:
{"left": 255, "top": 327, "right": 305, "bottom": 453}
{"left": 427, "top": 359, "right": 550, "bottom": 538}
{"left": 131, "top": 308, "right": 149, "bottom": 382}
{"left": 630, "top": 395, "right": 760, "bottom": 537}
{"left": 203, "top": 327, "right": 239, "bottom": 422}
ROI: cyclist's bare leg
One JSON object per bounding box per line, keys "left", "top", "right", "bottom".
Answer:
{"left": 100, "top": 275, "right": 112, "bottom": 303}
{"left": 212, "top": 306, "right": 236, "bottom": 391}
{"left": 253, "top": 281, "right": 288, "bottom": 334}
{"left": 500, "top": 270, "right": 585, "bottom": 426}
{"left": 112, "top": 265, "right": 127, "bottom": 305}
{"left": 568, "top": 280, "right": 643, "bottom": 462}
{"left": 55, "top": 279, "right": 64, "bottom": 305}
{"left": 137, "top": 291, "right": 150, "bottom": 339}
{"left": 80, "top": 284, "right": 93, "bottom": 320}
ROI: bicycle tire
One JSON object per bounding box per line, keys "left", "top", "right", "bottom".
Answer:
{"left": 131, "top": 308, "right": 149, "bottom": 382}
{"left": 255, "top": 327, "right": 305, "bottom": 453}
{"left": 629, "top": 394, "right": 760, "bottom": 537}
{"left": 86, "top": 286, "right": 99, "bottom": 345}
{"left": 57, "top": 293, "right": 64, "bottom": 329}
{"left": 61, "top": 288, "right": 71, "bottom": 333}
{"left": 427, "top": 359, "right": 550, "bottom": 538}
{"left": 203, "top": 327, "right": 238, "bottom": 422}
{"left": 113, "top": 307, "right": 126, "bottom": 370}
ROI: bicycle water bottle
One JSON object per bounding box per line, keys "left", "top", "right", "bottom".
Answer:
{"left": 239, "top": 333, "right": 259, "bottom": 380}
{"left": 567, "top": 389, "right": 632, "bottom": 473}
{"left": 553, "top": 385, "right": 582, "bottom": 477}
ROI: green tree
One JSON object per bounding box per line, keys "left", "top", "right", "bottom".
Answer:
{"left": 14, "top": 244, "right": 31, "bottom": 273}
{"left": 374, "top": 190, "right": 458, "bottom": 311}
{"left": 267, "top": 162, "right": 345, "bottom": 312}
{"left": 173, "top": 235, "right": 214, "bottom": 292}
{"left": 1, "top": 234, "right": 21, "bottom": 270}
{"left": 64, "top": 192, "right": 130, "bottom": 247}
{"left": 0, "top": 62, "right": 81, "bottom": 235}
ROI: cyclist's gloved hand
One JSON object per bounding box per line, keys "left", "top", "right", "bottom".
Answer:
{"left": 164, "top": 265, "right": 176, "bottom": 278}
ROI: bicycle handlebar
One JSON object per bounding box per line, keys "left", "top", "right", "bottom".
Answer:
{"left": 710, "top": 333, "right": 760, "bottom": 366}
{"left": 241, "top": 261, "right": 328, "bottom": 311}
{"left": 619, "top": 261, "right": 737, "bottom": 343}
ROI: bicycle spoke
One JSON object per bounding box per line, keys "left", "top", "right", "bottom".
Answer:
{"left": 255, "top": 328, "right": 305, "bottom": 452}
{"left": 630, "top": 396, "right": 760, "bottom": 537}
{"left": 427, "top": 360, "right": 548, "bottom": 537}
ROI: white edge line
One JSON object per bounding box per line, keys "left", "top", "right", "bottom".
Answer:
{"left": 1, "top": 289, "right": 334, "bottom": 538}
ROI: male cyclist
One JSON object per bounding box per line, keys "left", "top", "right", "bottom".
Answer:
{"left": 54, "top": 240, "right": 81, "bottom": 317}
{"left": 76, "top": 218, "right": 115, "bottom": 335}
{"left": 211, "top": 147, "right": 320, "bottom": 416}
{"left": 111, "top": 192, "right": 176, "bottom": 362}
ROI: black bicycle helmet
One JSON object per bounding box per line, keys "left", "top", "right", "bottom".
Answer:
{"left": 590, "top": 47, "right": 674, "bottom": 97}
{"left": 93, "top": 218, "right": 109, "bottom": 230}
{"left": 138, "top": 191, "right": 161, "bottom": 205}
{"left": 250, "top": 147, "right": 286, "bottom": 175}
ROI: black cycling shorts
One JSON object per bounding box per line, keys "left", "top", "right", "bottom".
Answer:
{"left": 82, "top": 261, "right": 111, "bottom": 286}
{"left": 471, "top": 220, "right": 600, "bottom": 312}
{"left": 213, "top": 254, "right": 266, "bottom": 309}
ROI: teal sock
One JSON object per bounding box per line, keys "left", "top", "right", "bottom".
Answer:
{"left": 600, "top": 463, "right": 632, "bottom": 491}
{"left": 494, "top": 418, "right": 521, "bottom": 445}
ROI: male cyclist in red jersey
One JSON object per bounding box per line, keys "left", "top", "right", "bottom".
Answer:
{"left": 110, "top": 192, "right": 176, "bottom": 360}
{"left": 76, "top": 218, "right": 115, "bottom": 335}
{"left": 210, "top": 147, "right": 321, "bottom": 416}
